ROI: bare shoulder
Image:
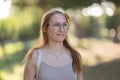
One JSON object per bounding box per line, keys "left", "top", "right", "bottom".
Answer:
{"left": 23, "top": 49, "right": 39, "bottom": 80}
{"left": 25, "top": 49, "right": 39, "bottom": 68}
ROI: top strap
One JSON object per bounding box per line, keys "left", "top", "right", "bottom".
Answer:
{"left": 36, "top": 49, "right": 43, "bottom": 78}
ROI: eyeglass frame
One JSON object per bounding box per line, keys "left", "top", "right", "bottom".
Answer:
{"left": 48, "top": 22, "right": 69, "bottom": 30}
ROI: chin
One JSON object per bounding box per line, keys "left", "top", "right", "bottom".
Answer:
{"left": 55, "top": 38, "right": 65, "bottom": 42}
{"left": 57, "top": 37, "right": 65, "bottom": 41}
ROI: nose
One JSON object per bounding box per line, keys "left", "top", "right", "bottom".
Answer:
{"left": 59, "top": 26, "right": 64, "bottom": 31}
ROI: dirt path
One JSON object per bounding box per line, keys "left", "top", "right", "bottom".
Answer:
{"left": 77, "top": 40, "right": 120, "bottom": 80}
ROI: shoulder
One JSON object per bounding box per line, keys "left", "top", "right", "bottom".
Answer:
{"left": 31, "top": 48, "right": 43, "bottom": 58}
{"left": 31, "top": 48, "right": 43, "bottom": 61}
{"left": 32, "top": 48, "right": 43, "bottom": 63}
{"left": 25, "top": 48, "right": 42, "bottom": 65}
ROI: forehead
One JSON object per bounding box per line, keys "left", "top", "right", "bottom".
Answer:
{"left": 49, "top": 13, "right": 67, "bottom": 23}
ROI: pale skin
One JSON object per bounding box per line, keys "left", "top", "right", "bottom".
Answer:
{"left": 24, "top": 13, "right": 84, "bottom": 80}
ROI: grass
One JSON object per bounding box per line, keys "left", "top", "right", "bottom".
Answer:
{"left": 0, "top": 41, "right": 27, "bottom": 80}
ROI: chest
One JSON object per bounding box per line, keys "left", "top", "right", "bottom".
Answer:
{"left": 37, "top": 61, "right": 77, "bottom": 80}
{"left": 41, "top": 51, "right": 72, "bottom": 67}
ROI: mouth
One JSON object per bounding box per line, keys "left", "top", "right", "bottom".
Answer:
{"left": 56, "top": 34, "right": 65, "bottom": 36}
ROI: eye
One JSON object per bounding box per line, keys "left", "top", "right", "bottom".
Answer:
{"left": 63, "top": 23, "right": 69, "bottom": 27}
{"left": 54, "top": 23, "right": 60, "bottom": 27}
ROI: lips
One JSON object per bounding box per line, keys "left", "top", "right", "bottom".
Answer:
{"left": 56, "top": 34, "right": 65, "bottom": 36}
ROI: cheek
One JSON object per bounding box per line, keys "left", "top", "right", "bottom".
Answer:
{"left": 47, "top": 28, "right": 56, "bottom": 38}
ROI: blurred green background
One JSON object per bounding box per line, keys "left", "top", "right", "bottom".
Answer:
{"left": 0, "top": 0, "right": 120, "bottom": 80}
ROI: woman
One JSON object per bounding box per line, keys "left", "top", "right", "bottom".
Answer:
{"left": 23, "top": 8, "right": 84, "bottom": 80}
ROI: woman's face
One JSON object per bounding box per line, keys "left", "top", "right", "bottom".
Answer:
{"left": 46, "top": 13, "right": 69, "bottom": 43}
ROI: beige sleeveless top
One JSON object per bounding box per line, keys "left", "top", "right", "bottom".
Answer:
{"left": 35, "top": 49, "right": 78, "bottom": 80}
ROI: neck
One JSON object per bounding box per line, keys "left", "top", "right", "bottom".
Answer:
{"left": 45, "top": 41, "right": 64, "bottom": 54}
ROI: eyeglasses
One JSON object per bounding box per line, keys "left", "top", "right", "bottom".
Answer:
{"left": 49, "top": 23, "right": 69, "bottom": 30}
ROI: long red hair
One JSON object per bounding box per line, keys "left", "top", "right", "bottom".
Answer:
{"left": 24, "top": 8, "right": 82, "bottom": 73}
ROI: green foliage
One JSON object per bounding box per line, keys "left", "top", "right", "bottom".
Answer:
{"left": 12, "top": 0, "right": 101, "bottom": 9}
{"left": 0, "top": 7, "right": 43, "bottom": 41}
{"left": 12, "top": 0, "right": 120, "bottom": 9}
{"left": 106, "top": 15, "right": 116, "bottom": 29}
{"left": 46, "top": 0, "right": 101, "bottom": 9}
{"left": 76, "top": 16, "right": 102, "bottom": 38}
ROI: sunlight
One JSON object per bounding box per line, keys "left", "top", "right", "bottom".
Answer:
{"left": 106, "top": 7, "right": 114, "bottom": 16}
{"left": 5, "top": 42, "right": 24, "bottom": 54}
{"left": 0, "top": 64, "right": 23, "bottom": 80}
{"left": 0, "top": 0, "right": 12, "bottom": 19}
{"left": 101, "top": 1, "right": 116, "bottom": 16}
{"left": 0, "top": 41, "right": 24, "bottom": 58}
{"left": 82, "top": 3, "right": 103, "bottom": 17}
{"left": 82, "top": 2, "right": 115, "bottom": 17}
